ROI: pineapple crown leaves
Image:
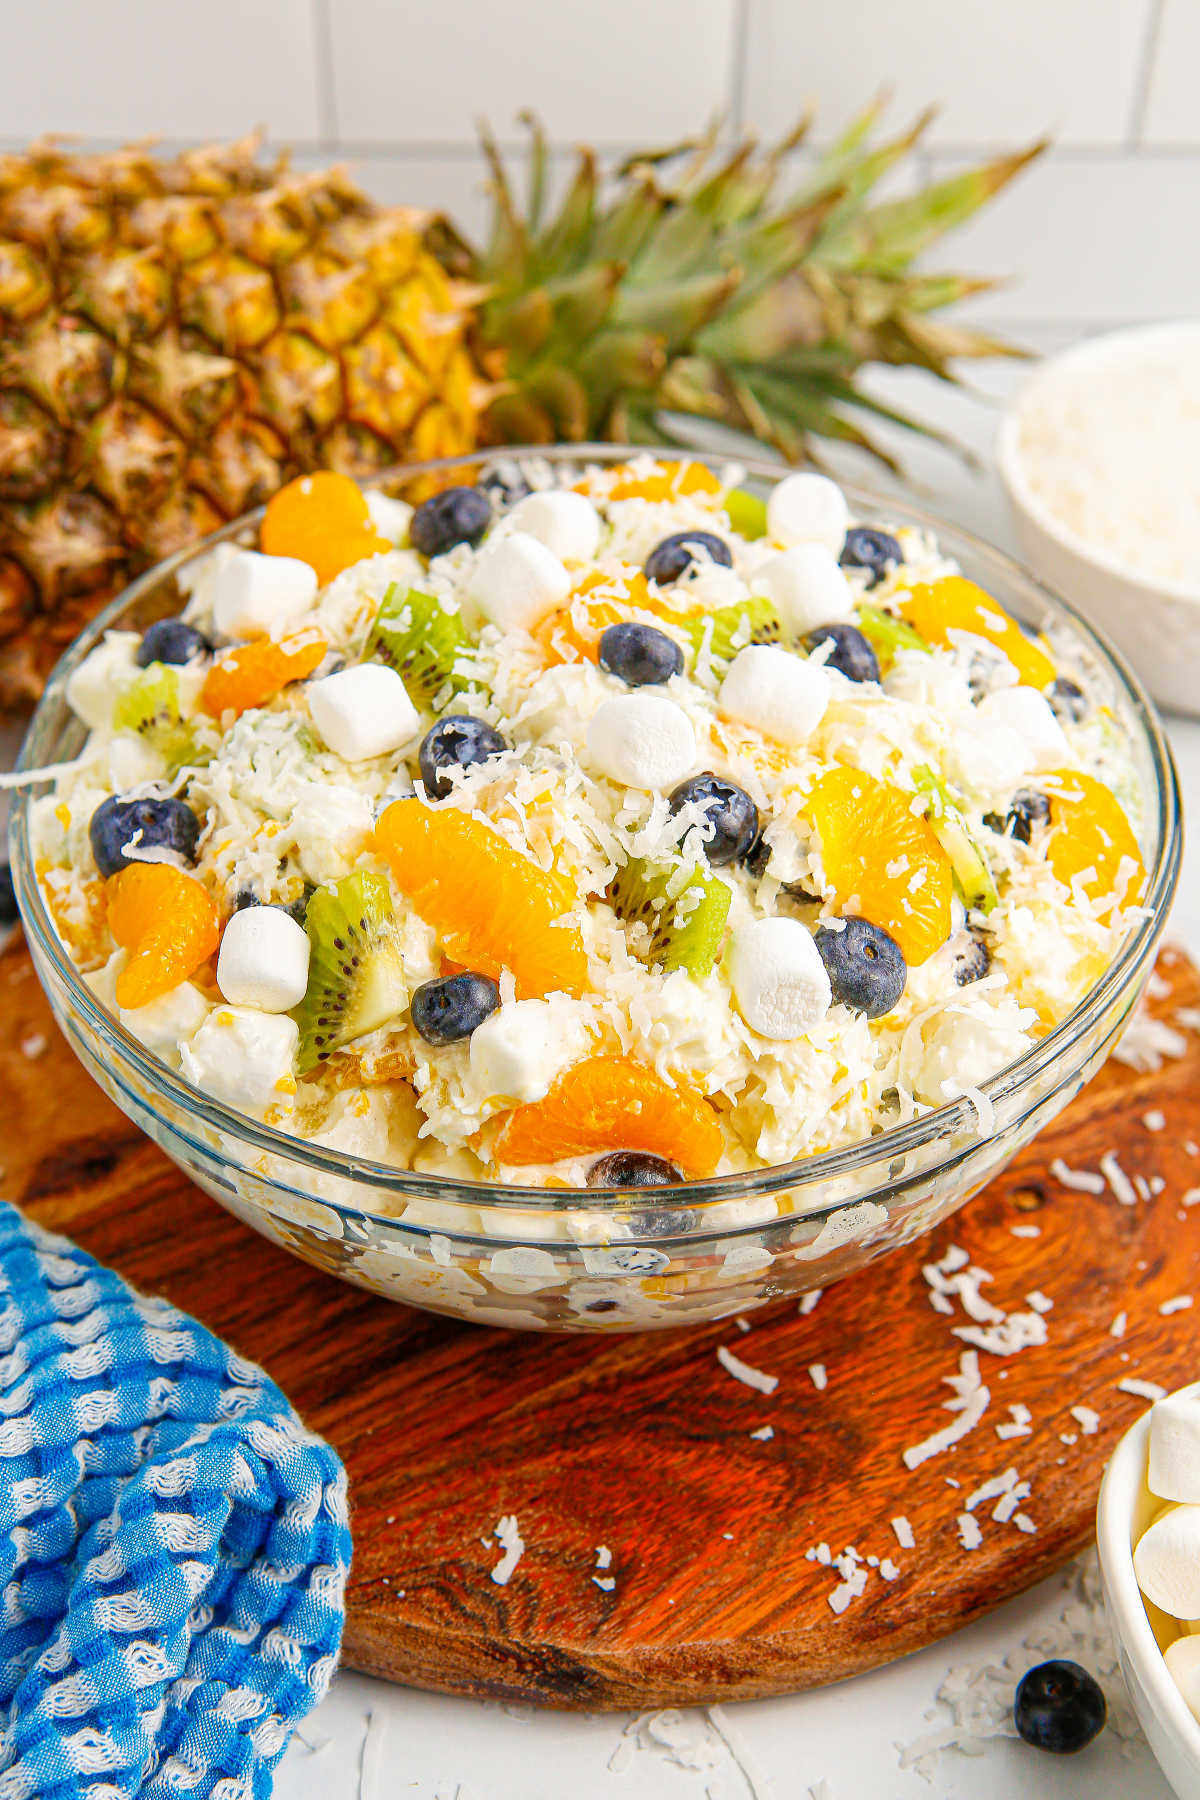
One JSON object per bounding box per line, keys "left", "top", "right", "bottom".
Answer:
{"left": 470, "top": 104, "right": 1046, "bottom": 464}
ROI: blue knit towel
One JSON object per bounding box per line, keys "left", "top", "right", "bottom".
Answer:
{"left": 0, "top": 1202, "right": 351, "bottom": 1799}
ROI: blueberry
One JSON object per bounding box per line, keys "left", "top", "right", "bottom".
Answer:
{"left": 588, "top": 1151, "right": 684, "bottom": 1188}
{"left": 136, "top": 617, "right": 210, "bottom": 667}
{"left": 598, "top": 621, "right": 684, "bottom": 687}
{"left": 237, "top": 884, "right": 313, "bottom": 926}
{"left": 644, "top": 531, "right": 733, "bottom": 586}
{"left": 233, "top": 887, "right": 259, "bottom": 912}
{"left": 410, "top": 972, "right": 500, "bottom": 1045}
{"left": 410, "top": 486, "right": 492, "bottom": 558}
{"left": 668, "top": 772, "right": 759, "bottom": 866}
{"left": 804, "top": 622, "right": 880, "bottom": 685}
{"left": 1047, "top": 676, "right": 1089, "bottom": 724}
{"left": 814, "top": 916, "right": 907, "bottom": 1019}
{"left": 0, "top": 862, "right": 16, "bottom": 927}
{"left": 418, "top": 714, "right": 508, "bottom": 800}
{"left": 1014, "top": 1660, "right": 1106, "bottom": 1754}
{"left": 478, "top": 463, "right": 532, "bottom": 508}
{"left": 744, "top": 834, "right": 772, "bottom": 879}
{"left": 628, "top": 1205, "right": 699, "bottom": 1237}
{"left": 839, "top": 526, "right": 902, "bottom": 588}
{"left": 984, "top": 788, "right": 1051, "bottom": 846}
{"left": 88, "top": 795, "right": 200, "bottom": 879}
{"left": 954, "top": 931, "right": 992, "bottom": 986}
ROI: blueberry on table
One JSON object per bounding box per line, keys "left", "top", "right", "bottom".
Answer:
{"left": 804, "top": 622, "right": 880, "bottom": 685}
{"left": 814, "top": 916, "right": 907, "bottom": 1018}
{"left": 644, "top": 531, "right": 733, "bottom": 585}
{"left": 411, "top": 972, "right": 500, "bottom": 1044}
{"left": 839, "top": 526, "right": 902, "bottom": 587}
{"left": 418, "top": 715, "right": 508, "bottom": 800}
{"left": 953, "top": 931, "right": 992, "bottom": 986}
{"left": 136, "top": 617, "right": 211, "bottom": 667}
{"left": 0, "top": 862, "right": 16, "bottom": 927}
{"left": 587, "top": 1151, "right": 684, "bottom": 1187}
{"left": 1014, "top": 1660, "right": 1106, "bottom": 1754}
{"left": 984, "top": 788, "right": 1051, "bottom": 846}
{"left": 668, "top": 772, "right": 760, "bottom": 866}
{"left": 410, "top": 486, "right": 492, "bottom": 558}
{"left": 1047, "top": 676, "right": 1089, "bottom": 723}
{"left": 88, "top": 794, "right": 200, "bottom": 879}
{"left": 598, "top": 621, "right": 684, "bottom": 687}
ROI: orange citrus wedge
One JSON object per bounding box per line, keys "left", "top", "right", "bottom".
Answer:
{"left": 107, "top": 864, "right": 220, "bottom": 1009}
{"left": 899, "top": 576, "right": 1055, "bottom": 689}
{"left": 374, "top": 798, "right": 588, "bottom": 999}
{"left": 261, "top": 470, "right": 390, "bottom": 585}
{"left": 200, "top": 630, "right": 326, "bottom": 718}
{"left": 804, "top": 766, "right": 953, "bottom": 965}
{"left": 607, "top": 460, "right": 721, "bottom": 503}
{"left": 1043, "top": 769, "right": 1146, "bottom": 909}
{"left": 494, "top": 1054, "right": 723, "bottom": 1173}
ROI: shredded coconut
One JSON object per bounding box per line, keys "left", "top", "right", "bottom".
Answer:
{"left": 717, "top": 1345, "right": 779, "bottom": 1396}
{"left": 489, "top": 1515, "right": 525, "bottom": 1586}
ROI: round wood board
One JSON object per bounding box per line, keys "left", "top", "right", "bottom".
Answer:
{"left": 3, "top": 934, "right": 1200, "bottom": 1710}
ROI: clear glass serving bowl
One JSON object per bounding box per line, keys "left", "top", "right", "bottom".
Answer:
{"left": 9, "top": 448, "right": 1182, "bottom": 1332}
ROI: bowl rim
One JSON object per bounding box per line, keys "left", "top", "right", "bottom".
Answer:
{"left": 8, "top": 443, "right": 1183, "bottom": 1214}
{"left": 997, "top": 320, "right": 1200, "bottom": 608}
{"left": 1096, "top": 1402, "right": 1200, "bottom": 1770}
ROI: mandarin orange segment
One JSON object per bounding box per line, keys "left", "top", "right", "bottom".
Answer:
{"left": 374, "top": 798, "right": 588, "bottom": 999}
{"left": 805, "top": 766, "right": 953, "bottom": 965}
{"left": 608, "top": 460, "right": 722, "bottom": 503}
{"left": 494, "top": 1055, "right": 723, "bottom": 1173}
{"left": 534, "top": 571, "right": 674, "bottom": 666}
{"left": 1042, "top": 769, "right": 1146, "bottom": 909}
{"left": 898, "top": 576, "right": 1056, "bottom": 689}
{"left": 261, "top": 470, "right": 390, "bottom": 585}
{"left": 107, "top": 864, "right": 220, "bottom": 1009}
{"left": 200, "top": 630, "right": 326, "bottom": 718}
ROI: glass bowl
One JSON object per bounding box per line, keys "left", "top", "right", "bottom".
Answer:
{"left": 8, "top": 448, "right": 1182, "bottom": 1332}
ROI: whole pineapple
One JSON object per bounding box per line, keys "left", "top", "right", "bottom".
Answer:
{"left": 0, "top": 111, "right": 1041, "bottom": 707}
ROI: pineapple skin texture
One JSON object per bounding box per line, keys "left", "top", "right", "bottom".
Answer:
{"left": 0, "top": 134, "right": 491, "bottom": 707}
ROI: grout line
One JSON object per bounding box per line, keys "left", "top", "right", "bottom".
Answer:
{"left": 728, "top": 0, "right": 753, "bottom": 136}
{"left": 1127, "top": 0, "right": 1168, "bottom": 147}
{"left": 310, "top": 0, "right": 339, "bottom": 146}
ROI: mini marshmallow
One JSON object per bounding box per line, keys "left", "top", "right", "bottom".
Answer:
{"left": 364, "top": 489, "right": 413, "bottom": 544}
{"left": 719, "top": 644, "right": 830, "bottom": 745}
{"left": 506, "top": 491, "right": 601, "bottom": 565}
{"left": 947, "top": 718, "right": 1031, "bottom": 801}
{"left": 468, "top": 531, "right": 570, "bottom": 632}
{"left": 1165, "top": 1636, "right": 1200, "bottom": 1722}
{"left": 586, "top": 693, "right": 696, "bottom": 790}
{"left": 975, "top": 686, "right": 1070, "bottom": 772}
{"left": 66, "top": 633, "right": 142, "bottom": 729}
{"left": 119, "top": 981, "right": 210, "bottom": 1068}
{"left": 470, "top": 999, "right": 589, "bottom": 1106}
{"left": 217, "top": 905, "right": 311, "bottom": 1013}
{"left": 1134, "top": 1503, "right": 1200, "bottom": 1618}
{"left": 766, "top": 473, "right": 849, "bottom": 554}
{"left": 1150, "top": 1385, "right": 1200, "bottom": 1503}
{"left": 179, "top": 1006, "right": 299, "bottom": 1121}
{"left": 728, "top": 917, "right": 832, "bottom": 1040}
{"left": 210, "top": 548, "right": 318, "bottom": 641}
{"left": 753, "top": 545, "right": 855, "bottom": 634}
{"left": 307, "top": 663, "right": 420, "bottom": 762}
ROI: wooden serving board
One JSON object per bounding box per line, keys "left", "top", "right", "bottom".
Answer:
{"left": 3, "top": 933, "right": 1200, "bottom": 1711}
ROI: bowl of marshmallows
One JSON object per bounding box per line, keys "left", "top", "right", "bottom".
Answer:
{"left": 1098, "top": 1381, "right": 1200, "bottom": 1795}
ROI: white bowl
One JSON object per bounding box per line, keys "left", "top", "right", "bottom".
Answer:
{"left": 1096, "top": 1399, "right": 1200, "bottom": 1797}
{"left": 997, "top": 322, "right": 1200, "bottom": 718}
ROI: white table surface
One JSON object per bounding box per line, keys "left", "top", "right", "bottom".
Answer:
{"left": 266, "top": 338, "right": 1200, "bottom": 1800}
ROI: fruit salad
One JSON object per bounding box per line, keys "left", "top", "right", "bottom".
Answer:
{"left": 28, "top": 457, "right": 1148, "bottom": 1196}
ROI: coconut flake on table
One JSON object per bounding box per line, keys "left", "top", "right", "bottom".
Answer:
{"left": 1119, "top": 1377, "right": 1168, "bottom": 1402}
{"left": 1049, "top": 1156, "right": 1106, "bottom": 1195}
{"left": 717, "top": 1345, "right": 779, "bottom": 1395}
{"left": 1099, "top": 1149, "right": 1138, "bottom": 1207}
{"left": 902, "top": 1351, "right": 991, "bottom": 1471}
{"left": 489, "top": 1514, "right": 525, "bottom": 1586}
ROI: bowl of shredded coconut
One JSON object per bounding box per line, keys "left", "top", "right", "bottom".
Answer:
{"left": 6, "top": 448, "right": 1181, "bottom": 1332}
{"left": 998, "top": 321, "right": 1200, "bottom": 716}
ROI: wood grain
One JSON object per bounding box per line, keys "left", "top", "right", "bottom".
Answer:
{"left": 3, "top": 934, "right": 1200, "bottom": 1710}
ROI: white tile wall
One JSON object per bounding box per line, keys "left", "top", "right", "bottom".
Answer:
{"left": 0, "top": 0, "right": 1194, "bottom": 332}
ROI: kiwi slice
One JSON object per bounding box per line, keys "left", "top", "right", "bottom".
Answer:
{"left": 293, "top": 871, "right": 409, "bottom": 1073}
{"left": 725, "top": 488, "right": 768, "bottom": 539}
{"left": 609, "top": 855, "right": 731, "bottom": 978}
{"left": 111, "top": 662, "right": 200, "bottom": 773}
{"left": 681, "top": 594, "right": 784, "bottom": 668}
{"left": 364, "top": 584, "right": 477, "bottom": 705}
{"left": 912, "top": 766, "right": 999, "bottom": 915}
{"left": 855, "top": 603, "right": 928, "bottom": 674}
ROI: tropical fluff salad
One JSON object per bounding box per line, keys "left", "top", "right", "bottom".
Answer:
{"left": 27, "top": 456, "right": 1148, "bottom": 1192}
